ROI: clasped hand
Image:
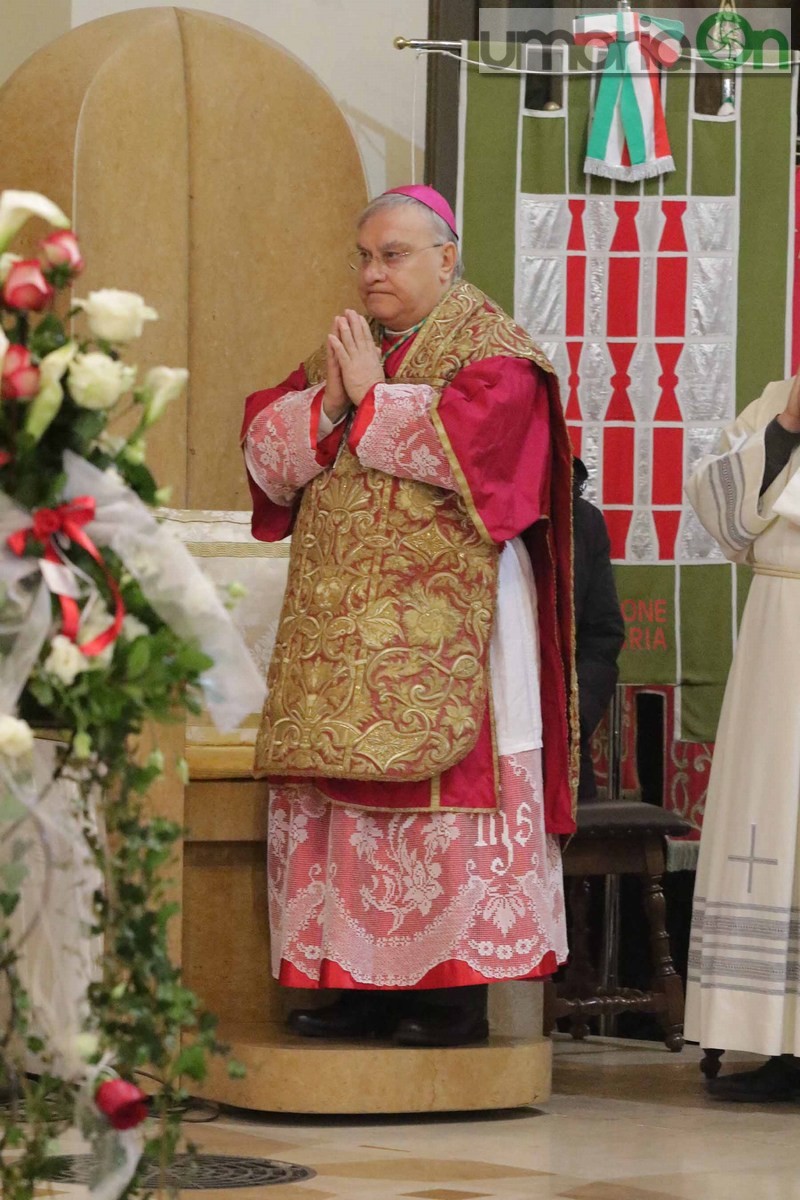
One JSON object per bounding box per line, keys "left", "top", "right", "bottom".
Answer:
{"left": 323, "top": 309, "right": 384, "bottom": 422}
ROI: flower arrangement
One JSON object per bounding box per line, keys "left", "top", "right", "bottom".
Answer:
{"left": 0, "top": 192, "right": 264, "bottom": 1200}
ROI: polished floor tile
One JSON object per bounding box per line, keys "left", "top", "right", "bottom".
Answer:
{"left": 32, "top": 1036, "right": 800, "bottom": 1199}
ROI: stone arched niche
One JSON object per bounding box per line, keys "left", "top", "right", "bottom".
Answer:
{"left": 0, "top": 6, "right": 366, "bottom": 508}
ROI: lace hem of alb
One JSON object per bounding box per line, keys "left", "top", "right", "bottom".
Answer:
{"left": 266, "top": 751, "right": 567, "bottom": 987}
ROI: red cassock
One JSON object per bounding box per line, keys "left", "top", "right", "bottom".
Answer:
{"left": 242, "top": 332, "right": 571, "bottom": 990}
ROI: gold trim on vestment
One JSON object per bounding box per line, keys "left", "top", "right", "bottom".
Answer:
{"left": 398, "top": 283, "right": 554, "bottom": 546}
{"left": 273, "top": 772, "right": 493, "bottom": 815}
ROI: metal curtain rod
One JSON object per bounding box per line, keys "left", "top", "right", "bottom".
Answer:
{"left": 394, "top": 37, "right": 461, "bottom": 51}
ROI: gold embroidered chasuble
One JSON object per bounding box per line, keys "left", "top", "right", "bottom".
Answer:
{"left": 254, "top": 281, "right": 555, "bottom": 792}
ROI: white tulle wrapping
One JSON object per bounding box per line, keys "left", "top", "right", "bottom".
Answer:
{"left": 0, "top": 496, "right": 52, "bottom": 715}
{"left": 0, "top": 450, "right": 266, "bottom": 731}
{"left": 2, "top": 741, "right": 101, "bottom": 1076}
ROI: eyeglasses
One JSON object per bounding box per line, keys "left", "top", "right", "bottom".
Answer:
{"left": 347, "top": 244, "right": 445, "bottom": 273}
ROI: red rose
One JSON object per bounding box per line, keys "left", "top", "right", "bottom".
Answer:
{"left": 0, "top": 451, "right": 11, "bottom": 466}
{"left": 1, "top": 344, "right": 40, "bottom": 401}
{"left": 2, "top": 259, "right": 53, "bottom": 311}
{"left": 41, "top": 230, "right": 84, "bottom": 274}
{"left": 95, "top": 1078, "right": 149, "bottom": 1131}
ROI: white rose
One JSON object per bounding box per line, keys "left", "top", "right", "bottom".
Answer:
{"left": 0, "top": 715, "right": 34, "bottom": 759}
{"left": 0, "top": 190, "right": 69, "bottom": 254}
{"left": 122, "top": 614, "right": 149, "bottom": 641}
{"left": 140, "top": 366, "right": 188, "bottom": 428}
{"left": 68, "top": 352, "right": 136, "bottom": 411}
{"left": 75, "top": 289, "right": 158, "bottom": 343}
{"left": 44, "top": 634, "right": 88, "bottom": 686}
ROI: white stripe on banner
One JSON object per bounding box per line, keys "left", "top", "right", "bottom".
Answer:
{"left": 455, "top": 41, "right": 468, "bottom": 246}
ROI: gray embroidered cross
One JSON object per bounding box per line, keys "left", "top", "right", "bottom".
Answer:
{"left": 728, "top": 823, "right": 778, "bottom": 895}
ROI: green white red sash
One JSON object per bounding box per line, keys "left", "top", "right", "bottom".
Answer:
{"left": 574, "top": 10, "right": 684, "bottom": 182}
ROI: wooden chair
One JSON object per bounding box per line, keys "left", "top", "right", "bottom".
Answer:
{"left": 544, "top": 799, "right": 693, "bottom": 1051}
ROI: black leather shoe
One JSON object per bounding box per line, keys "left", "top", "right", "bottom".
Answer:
{"left": 393, "top": 1005, "right": 489, "bottom": 1048}
{"left": 707, "top": 1056, "right": 800, "bottom": 1102}
{"left": 287, "top": 993, "right": 397, "bottom": 1040}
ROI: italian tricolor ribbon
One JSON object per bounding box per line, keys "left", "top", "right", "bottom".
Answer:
{"left": 574, "top": 10, "right": 684, "bottom": 182}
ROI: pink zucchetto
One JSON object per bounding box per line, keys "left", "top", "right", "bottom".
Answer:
{"left": 383, "top": 184, "right": 459, "bottom": 240}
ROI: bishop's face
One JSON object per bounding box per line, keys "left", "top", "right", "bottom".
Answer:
{"left": 355, "top": 206, "right": 457, "bottom": 331}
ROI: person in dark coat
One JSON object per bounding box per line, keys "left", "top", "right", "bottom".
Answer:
{"left": 572, "top": 457, "right": 625, "bottom": 801}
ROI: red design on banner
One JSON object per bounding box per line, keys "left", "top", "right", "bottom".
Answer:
{"left": 654, "top": 342, "right": 682, "bottom": 421}
{"left": 567, "top": 198, "right": 586, "bottom": 251}
{"left": 655, "top": 257, "right": 687, "bottom": 338}
{"left": 653, "top": 509, "right": 682, "bottom": 559}
{"left": 566, "top": 256, "right": 586, "bottom": 338}
{"left": 610, "top": 201, "right": 639, "bottom": 253}
{"left": 606, "top": 342, "right": 636, "bottom": 420}
{"left": 603, "top": 425, "right": 635, "bottom": 505}
{"left": 658, "top": 201, "right": 687, "bottom": 252}
{"left": 567, "top": 423, "right": 582, "bottom": 457}
{"left": 565, "top": 341, "right": 582, "bottom": 420}
{"left": 652, "top": 427, "right": 684, "bottom": 505}
{"left": 604, "top": 508, "right": 633, "bottom": 560}
{"left": 607, "top": 258, "right": 640, "bottom": 338}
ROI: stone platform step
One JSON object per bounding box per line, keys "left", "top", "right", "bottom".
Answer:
{"left": 193, "top": 1024, "right": 552, "bottom": 1114}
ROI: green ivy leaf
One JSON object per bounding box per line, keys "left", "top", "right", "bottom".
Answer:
{"left": 71, "top": 410, "right": 107, "bottom": 447}
{"left": 173, "top": 1043, "right": 207, "bottom": 1083}
{"left": 125, "top": 638, "right": 151, "bottom": 680}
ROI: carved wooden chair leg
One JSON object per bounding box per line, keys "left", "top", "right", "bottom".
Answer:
{"left": 564, "top": 875, "right": 594, "bottom": 1040}
{"left": 700, "top": 1048, "right": 724, "bottom": 1079}
{"left": 641, "top": 842, "right": 684, "bottom": 1052}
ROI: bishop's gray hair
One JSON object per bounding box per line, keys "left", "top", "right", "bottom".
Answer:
{"left": 357, "top": 193, "right": 463, "bottom": 281}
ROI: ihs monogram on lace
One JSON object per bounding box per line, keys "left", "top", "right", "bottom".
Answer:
{"left": 255, "top": 443, "right": 498, "bottom": 782}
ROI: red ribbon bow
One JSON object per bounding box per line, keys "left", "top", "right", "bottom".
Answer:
{"left": 7, "top": 496, "right": 125, "bottom": 657}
